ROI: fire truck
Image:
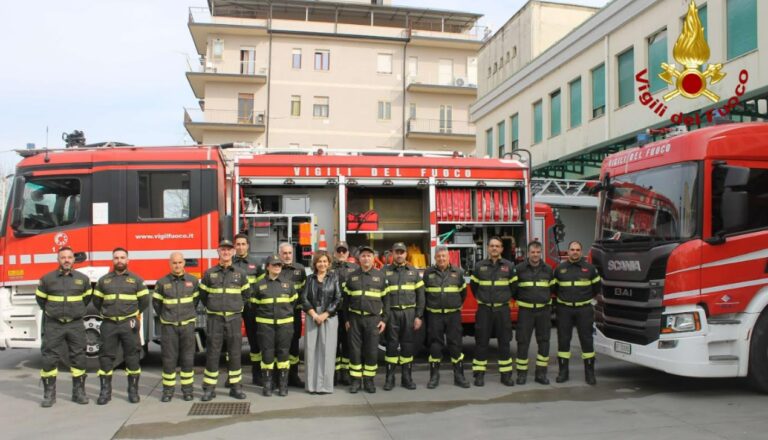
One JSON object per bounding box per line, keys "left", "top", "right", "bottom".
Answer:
{"left": 592, "top": 123, "right": 768, "bottom": 392}
{"left": 0, "top": 144, "right": 563, "bottom": 355}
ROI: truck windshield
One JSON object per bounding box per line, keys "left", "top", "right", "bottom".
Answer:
{"left": 16, "top": 178, "right": 81, "bottom": 232}
{"left": 599, "top": 162, "right": 699, "bottom": 243}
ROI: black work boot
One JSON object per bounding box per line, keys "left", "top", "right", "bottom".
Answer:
{"left": 427, "top": 362, "right": 440, "bottom": 389}
{"left": 473, "top": 371, "right": 485, "bottom": 387}
{"left": 127, "top": 374, "right": 141, "bottom": 403}
{"left": 161, "top": 386, "right": 174, "bottom": 403}
{"left": 340, "top": 369, "right": 351, "bottom": 386}
{"left": 201, "top": 385, "right": 216, "bottom": 401}
{"left": 363, "top": 377, "right": 376, "bottom": 394}
{"left": 41, "top": 376, "right": 56, "bottom": 408}
{"left": 252, "top": 364, "right": 263, "bottom": 386}
{"left": 516, "top": 369, "right": 527, "bottom": 385}
{"left": 262, "top": 369, "right": 273, "bottom": 397}
{"left": 556, "top": 358, "right": 570, "bottom": 383}
{"left": 500, "top": 372, "right": 515, "bottom": 387}
{"left": 229, "top": 382, "right": 246, "bottom": 399}
{"left": 72, "top": 375, "right": 89, "bottom": 404}
{"left": 383, "top": 363, "right": 396, "bottom": 391}
{"left": 453, "top": 362, "right": 470, "bottom": 388}
{"left": 401, "top": 363, "right": 416, "bottom": 390}
{"left": 182, "top": 385, "right": 194, "bottom": 401}
{"left": 534, "top": 366, "right": 550, "bottom": 385}
{"left": 584, "top": 358, "right": 597, "bottom": 385}
{"left": 288, "top": 364, "right": 305, "bottom": 388}
{"left": 349, "top": 378, "right": 362, "bottom": 394}
{"left": 277, "top": 369, "right": 289, "bottom": 397}
{"left": 97, "top": 375, "right": 112, "bottom": 405}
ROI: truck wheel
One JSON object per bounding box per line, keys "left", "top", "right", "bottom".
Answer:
{"left": 748, "top": 310, "right": 768, "bottom": 393}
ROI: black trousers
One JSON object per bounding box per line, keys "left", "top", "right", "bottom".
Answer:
{"left": 336, "top": 313, "right": 350, "bottom": 372}
{"left": 98, "top": 318, "right": 142, "bottom": 375}
{"left": 348, "top": 313, "right": 381, "bottom": 379}
{"left": 40, "top": 317, "right": 87, "bottom": 377}
{"left": 204, "top": 314, "right": 243, "bottom": 387}
{"left": 556, "top": 304, "right": 594, "bottom": 359}
{"left": 160, "top": 323, "right": 195, "bottom": 388}
{"left": 257, "top": 322, "right": 294, "bottom": 370}
{"left": 516, "top": 306, "right": 551, "bottom": 371}
{"left": 473, "top": 305, "right": 513, "bottom": 373}
{"left": 289, "top": 307, "right": 302, "bottom": 366}
{"left": 385, "top": 308, "right": 416, "bottom": 365}
{"left": 243, "top": 305, "right": 260, "bottom": 365}
{"left": 426, "top": 311, "right": 464, "bottom": 364}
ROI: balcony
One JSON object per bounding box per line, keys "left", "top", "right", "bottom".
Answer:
{"left": 406, "top": 118, "right": 475, "bottom": 142}
{"left": 407, "top": 75, "right": 477, "bottom": 96}
{"left": 184, "top": 108, "right": 266, "bottom": 143}
{"left": 186, "top": 58, "right": 267, "bottom": 99}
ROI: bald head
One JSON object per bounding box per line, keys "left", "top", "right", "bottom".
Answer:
{"left": 170, "top": 252, "right": 185, "bottom": 276}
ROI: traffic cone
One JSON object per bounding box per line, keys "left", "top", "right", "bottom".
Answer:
{"left": 318, "top": 229, "right": 327, "bottom": 251}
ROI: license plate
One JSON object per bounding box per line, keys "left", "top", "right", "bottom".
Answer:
{"left": 614, "top": 341, "right": 631, "bottom": 355}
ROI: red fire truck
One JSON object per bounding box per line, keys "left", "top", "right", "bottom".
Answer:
{"left": 0, "top": 145, "right": 561, "bottom": 354}
{"left": 592, "top": 123, "right": 768, "bottom": 392}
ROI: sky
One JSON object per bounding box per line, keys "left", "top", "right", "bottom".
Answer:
{"left": 0, "top": 0, "right": 610, "bottom": 170}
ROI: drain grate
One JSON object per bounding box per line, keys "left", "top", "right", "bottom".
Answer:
{"left": 188, "top": 402, "right": 250, "bottom": 416}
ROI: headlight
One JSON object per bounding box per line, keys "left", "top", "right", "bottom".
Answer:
{"left": 661, "top": 312, "right": 700, "bottom": 334}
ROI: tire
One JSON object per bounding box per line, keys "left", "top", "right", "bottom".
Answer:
{"left": 748, "top": 310, "right": 768, "bottom": 393}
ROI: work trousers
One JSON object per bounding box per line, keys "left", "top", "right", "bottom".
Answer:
{"left": 385, "top": 308, "right": 416, "bottom": 365}
{"left": 160, "top": 323, "right": 195, "bottom": 388}
{"left": 289, "top": 308, "right": 302, "bottom": 366}
{"left": 348, "top": 314, "right": 381, "bottom": 379}
{"left": 204, "top": 314, "right": 243, "bottom": 386}
{"left": 426, "top": 311, "right": 464, "bottom": 364}
{"left": 516, "top": 305, "right": 551, "bottom": 371}
{"left": 556, "top": 304, "right": 595, "bottom": 360}
{"left": 243, "top": 305, "right": 261, "bottom": 366}
{"left": 336, "top": 313, "right": 350, "bottom": 373}
{"left": 98, "top": 318, "right": 142, "bottom": 376}
{"left": 40, "top": 318, "right": 87, "bottom": 378}
{"left": 257, "top": 322, "right": 294, "bottom": 370}
{"left": 473, "top": 304, "right": 513, "bottom": 373}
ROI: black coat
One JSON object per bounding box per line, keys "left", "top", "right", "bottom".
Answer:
{"left": 302, "top": 271, "right": 342, "bottom": 316}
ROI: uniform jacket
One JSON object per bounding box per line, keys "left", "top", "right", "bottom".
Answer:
{"left": 383, "top": 263, "right": 425, "bottom": 318}
{"left": 93, "top": 270, "right": 150, "bottom": 320}
{"left": 280, "top": 261, "right": 307, "bottom": 310}
{"left": 343, "top": 266, "right": 389, "bottom": 319}
{"left": 470, "top": 258, "right": 516, "bottom": 306}
{"left": 36, "top": 268, "right": 92, "bottom": 322}
{"left": 233, "top": 254, "right": 264, "bottom": 295}
{"left": 422, "top": 264, "right": 466, "bottom": 312}
{"left": 251, "top": 275, "right": 297, "bottom": 323}
{"left": 152, "top": 272, "right": 199, "bottom": 325}
{"left": 553, "top": 259, "right": 601, "bottom": 303}
{"left": 513, "top": 260, "right": 555, "bottom": 304}
{"left": 199, "top": 264, "right": 250, "bottom": 317}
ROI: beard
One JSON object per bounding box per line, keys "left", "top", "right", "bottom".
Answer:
{"left": 114, "top": 262, "right": 127, "bottom": 272}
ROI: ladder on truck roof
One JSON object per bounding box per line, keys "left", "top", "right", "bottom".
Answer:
{"left": 531, "top": 179, "right": 598, "bottom": 208}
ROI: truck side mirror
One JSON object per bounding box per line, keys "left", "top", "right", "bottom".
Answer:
{"left": 10, "top": 206, "right": 22, "bottom": 230}
{"left": 9, "top": 176, "right": 24, "bottom": 231}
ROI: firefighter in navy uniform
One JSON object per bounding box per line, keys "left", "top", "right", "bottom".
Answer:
{"left": 382, "top": 242, "right": 425, "bottom": 391}
{"left": 343, "top": 245, "right": 389, "bottom": 393}
{"left": 153, "top": 252, "right": 199, "bottom": 402}
{"left": 553, "top": 240, "right": 601, "bottom": 385}
{"left": 233, "top": 233, "right": 265, "bottom": 385}
{"left": 331, "top": 240, "right": 358, "bottom": 385}
{"left": 470, "top": 237, "right": 517, "bottom": 387}
{"left": 35, "top": 247, "right": 92, "bottom": 408}
{"left": 93, "top": 248, "right": 150, "bottom": 405}
{"left": 251, "top": 255, "right": 297, "bottom": 397}
{"left": 278, "top": 242, "right": 307, "bottom": 388}
{"left": 513, "top": 241, "right": 555, "bottom": 385}
{"left": 199, "top": 239, "right": 251, "bottom": 401}
{"left": 423, "top": 245, "right": 470, "bottom": 389}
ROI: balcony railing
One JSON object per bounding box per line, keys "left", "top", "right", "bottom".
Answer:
{"left": 184, "top": 107, "right": 266, "bottom": 126}
{"left": 186, "top": 56, "right": 267, "bottom": 76}
{"left": 407, "top": 118, "right": 475, "bottom": 136}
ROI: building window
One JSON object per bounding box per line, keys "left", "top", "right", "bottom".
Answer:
{"left": 493, "top": 62, "right": 498, "bottom": 73}
{"left": 533, "top": 100, "right": 543, "bottom": 144}
{"left": 409, "top": 103, "right": 416, "bottom": 120}
{"left": 408, "top": 56, "right": 418, "bottom": 79}
{"left": 139, "top": 172, "right": 190, "bottom": 220}
{"left": 510, "top": 114, "right": 519, "bottom": 150}
{"left": 290, "top": 95, "right": 301, "bottom": 117}
{"left": 592, "top": 64, "right": 605, "bottom": 118}
{"left": 497, "top": 120, "right": 506, "bottom": 158}
{"left": 550, "top": 90, "right": 561, "bottom": 137}
{"left": 238, "top": 93, "right": 255, "bottom": 124}
{"left": 512, "top": 46, "right": 517, "bottom": 58}
{"left": 377, "top": 53, "right": 393, "bottom": 74}
{"left": 377, "top": 101, "right": 392, "bottom": 120}
{"left": 485, "top": 128, "right": 493, "bottom": 157}
{"left": 314, "top": 50, "right": 330, "bottom": 71}
{"left": 569, "top": 78, "right": 582, "bottom": 128}
{"left": 212, "top": 38, "right": 224, "bottom": 59}
{"left": 618, "top": 48, "right": 635, "bottom": 107}
{"left": 240, "top": 48, "right": 256, "bottom": 75}
{"left": 439, "top": 59, "right": 454, "bottom": 85}
{"left": 506, "top": 51, "right": 510, "bottom": 63}
{"left": 647, "top": 29, "right": 667, "bottom": 93}
{"left": 488, "top": 67, "right": 492, "bottom": 78}
{"left": 313, "top": 96, "right": 329, "bottom": 118}
{"left": 727, "top": 0, "right": 757, "bottom": 59}
{"left": 439, "top": 105, "right": 453, "bottom": 133}
{"left": 292, "top": 49, "right": 302, "bottom": 69}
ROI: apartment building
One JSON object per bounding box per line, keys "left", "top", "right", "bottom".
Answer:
{"left": 184, "top": 0, "right": 485, "bottom": 152}
{"left": 472, "top": 0, "right": 768, "bottom": 178}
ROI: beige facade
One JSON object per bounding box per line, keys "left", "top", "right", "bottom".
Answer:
{"left": 184, "top": 0, "right": 485, "bottom": 153}
{"left": 472, "top": 0, "right": 768, "bottom": 178}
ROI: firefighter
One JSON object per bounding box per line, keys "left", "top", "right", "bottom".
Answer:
{"left": 331, "top": 240, "right": 358, "bottom": 386}
{"left": 470, "top": 237, "right": 516, "bottom": 387}
{"left": 93, "top": 248, "right": 150, "bottom": 404}
{"left": 423, "top": 245, "right": 470, "bottom": 389}
{"left": 233, "top": 233, "right": 264, "bottom": 386}
{"left": 251, "top": 255, "right": 297, "bottom": 397}
{"left": 553, "top": 240, "right": 601, "bottom": 385}
{"left": 199, "top": 239, "right": 251, "bottom": 401}
{"left": 35, "top": 246, "right": 92, "bottom": 407}
{"left": 382, "top": 242, "right": 424, "bottom": 390}
{"left": 344, "top": 245, "right": 388, "bottom": 393}
{"left": 513, "top": 241, "right": 555, "bottom": 385}
{"left": 278, "top": 242, "right": 307, "bottom": 388}
{"left": 153, "top": 252, "right": 199, "bottom": 402}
